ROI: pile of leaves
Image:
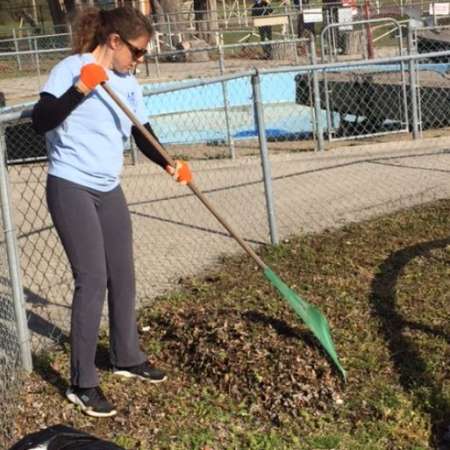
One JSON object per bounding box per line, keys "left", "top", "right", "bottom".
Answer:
{"left": 145, "top": 302, "right": 342, "bottom": 424}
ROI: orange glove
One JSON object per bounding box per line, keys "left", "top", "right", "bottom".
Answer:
{"left": 79, "top": 63, "right": 108, "bottom": 91}
{"left": 165, "top": 160, "right": 192, "bottom": 185}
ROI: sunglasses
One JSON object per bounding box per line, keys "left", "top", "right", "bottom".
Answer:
{"left": 117, "top": 33, "right": 148, "bottom": 60}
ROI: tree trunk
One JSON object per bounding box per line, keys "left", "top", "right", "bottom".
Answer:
{"left": 193, "top": 0, "right": 208, "bottom": 41}
{"left": 47, "top": 0, "right": 65, "bottom": 27}
{"left": 206, "top": 0, "right": 218, "bottom": 45}
{"left": 159, "top": 0, "right": 183, "bottom": 46}
{"left": 63, "top": 0, "right": 77, "bottom": 22}
{"left": 151, "top": 0, "right": 170, "bottom": 50}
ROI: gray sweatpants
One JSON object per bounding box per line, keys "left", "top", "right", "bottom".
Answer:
{"left": 46, "top": 175, "right": 145, "bottom": 388}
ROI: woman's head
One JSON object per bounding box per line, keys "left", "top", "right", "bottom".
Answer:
{"left": 72, "top": 6, "right": 153, "bottom": 73}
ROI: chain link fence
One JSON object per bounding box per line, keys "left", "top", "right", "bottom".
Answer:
{"left": 142, "top": 35, "right": 308, "bottom": 82}
{"left": 0, "top": 72, "right": 272, "bottom": 350}
{"left": 0, "top": 32, "right": 71, "bottom": 76}
{"left": 415, "top": 23, "right": 450, "bottom": 62}
{"left": 0, "top": 48, "right": 450, "bottom": 447}
{"left": 0, "top": 172, "right": 24, "bottom": 449}
{"left": 294, "top": 62, "right": 413, "bottom": 140}
{"left": 142, "top": 66, "right": 314, "bottom": 159}
{"left": 0, "top": 32, "right": 308, "bottom": 106}
{"left": 1, "top": 5, "right": 449, "bottom": 105}
{"left": 1, "top": 50, "right": 450, "bottom": 349}
{"left": 291, "top": 50, "right": 450, "bottom": 142}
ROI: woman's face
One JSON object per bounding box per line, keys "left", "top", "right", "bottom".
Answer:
{"left": 112, "top": 33, "right": 150, "bottom": 74}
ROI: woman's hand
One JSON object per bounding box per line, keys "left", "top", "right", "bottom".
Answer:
{"left": 165, "top": 160, "right": 192, "bottom": 185}
{"left": 76, "top": 64, "right": 109, "bottom": 94}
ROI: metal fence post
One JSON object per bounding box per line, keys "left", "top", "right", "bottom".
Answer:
{"left": 129, "top": 137, "right": 139, "bottom": 165}
{"left": 310, "top": 38, "right": 325, "bottom": 152}
{"left": 218, "top": 45, "right": 236, "bottom": 159}
{"left": 407, "top": 21, "right": 420, "bottom": 139}
{"left": 251, "top": 69, "right": 279, "bottom": 246}
{"left": 432, "top": 0, "right": 437, "bottom": 25}
{"left": 0, "top": 126, "right": 33, "bottom": 373}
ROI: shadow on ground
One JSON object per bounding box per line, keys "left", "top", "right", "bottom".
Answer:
{"left": 370, "top": 237, "right": 450, "bottom": 449}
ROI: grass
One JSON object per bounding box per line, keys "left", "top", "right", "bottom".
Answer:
{"left": 7, "top": 198, "right": 450, "bottom": 449}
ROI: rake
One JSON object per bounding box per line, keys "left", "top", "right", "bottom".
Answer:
{"left": 102, "top": 82, "right": 346, "bottom": 380}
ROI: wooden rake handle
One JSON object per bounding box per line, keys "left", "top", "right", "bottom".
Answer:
{"left": 101, "top": 82, "right": 267, "bottom": 271}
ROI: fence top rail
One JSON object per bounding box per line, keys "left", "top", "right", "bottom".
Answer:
{"left": 0, "top": 47, "right": 70, "bottom": 57}
{"left": 0, "top": 36, "right": 307, "bottom": 59}
{"left": 0, "top": 109, "right": 32, "bottom": 124}
{"left": 144, "top": 69, "right": 257, "bottom": 95}
{"left": 0, "top": 32, "right": 71, "bottom": 44}
{"left": 0, "top": 69, "right": 257, "bottom": 123}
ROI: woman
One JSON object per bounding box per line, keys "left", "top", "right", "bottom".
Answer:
{"left": 32, "top": 6, "right": 192, "bottom": 418}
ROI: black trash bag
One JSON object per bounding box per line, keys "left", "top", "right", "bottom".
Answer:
{"left": 8, "top": 424, "right": 125, "bottom": 450}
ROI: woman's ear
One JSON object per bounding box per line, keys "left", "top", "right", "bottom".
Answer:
{"left": 108, "top": 33, "right": 121, "bottom": 50}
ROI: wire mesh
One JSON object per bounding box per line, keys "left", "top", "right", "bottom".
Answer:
{"left": 416, "top": 24, "right": 450, "bottom": 62}
{"left": 144, "top": 75, "right": 257, "bottom": 157}
{"left": 0, "top": 5, "right": 449, "bottom": 443}
{"left": 283, "top": 63, "right": 411, "bottom": 143}
{"left": 0, "top": 32, "right": 307, "bottom": 105}
{"left": 0, "top": 33, "right": 71, "bottom": 105}
{"left": 412, "top": 24, "right": 450, "bottom": 131}
{"left": 0, "top": 32, "right": 71, "bottom": 74}
{"left": 416, "top": 64, "right": 450, "bottom": 131}
{"left": 324, "top": 64, "right": 410, "bottom": 139}
{"left": 268, "top": 144, "right": 450, "bottom": 241}
{"left": 1, "top": 50, "right": 450, "bottom": 353}
{"left": 0, "top": 190, "right": 23, "bottom": 449}
{"left": 258, "top": 69, "right": 316, "bottom": 147}
{"left": 1, "top": 82, "right": 269, "bottom": 350}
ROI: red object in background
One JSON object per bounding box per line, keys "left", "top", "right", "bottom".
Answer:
{"left": 342, "top": 0, "right": 358, "bottom": 17}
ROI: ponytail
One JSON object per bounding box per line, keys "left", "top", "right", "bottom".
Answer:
{"left": 71, "top": 6, "right": 154, "bottom": 55}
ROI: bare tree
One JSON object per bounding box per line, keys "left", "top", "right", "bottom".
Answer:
{"left": 207, "top": 0, "right": 217, "bottom": 44}
{"left": 194, "top": 0, "right": 208, "bottom": 40}
{"left": 64, "top": 0, "right": 76, "bottom": 14}
{"left": 47, "top": 0, "right": 65, "bottom": 26}
{"left": 153, "top": 0, "right": 217, "bottom": 46}
{"left": 160, "top": 0, "right": 182, "bottom": 46}
{"left": 194, "top": 0, "right": 217, "bottom": 44}
{"left": 46, "top": 0, "right": 95, "bottom": 29}
{"left": 150, "top": 0, "right": 181, "bottom": 49}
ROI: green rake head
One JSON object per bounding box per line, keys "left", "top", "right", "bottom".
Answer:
{"left": 264, "top": 267, "right": 346, "bottom": 381}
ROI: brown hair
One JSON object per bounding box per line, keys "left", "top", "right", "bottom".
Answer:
{"left": 71, "top": 6, "right": 153, "bottom": 54}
